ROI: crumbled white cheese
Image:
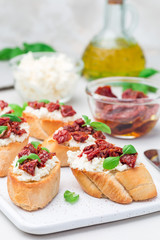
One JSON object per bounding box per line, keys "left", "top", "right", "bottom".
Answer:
{"left": 67, "top": 151, "right": 140, "bottom": 172}
{"left": 0, "top": 106, "right": 11, "bottom": 115}
{"left": 24, "top": 106, "right": 80, "bottom": 122}
{"left": 12, "top": 155, "right": 59, "bottom": 182}
{"left": 0, "top": 122, "right": 29, "bottom": 147}
{"left": 14, "top": 52, "right": 80, "bottom": 101}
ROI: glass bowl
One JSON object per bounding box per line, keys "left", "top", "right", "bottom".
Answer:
{"left": 86, "top": 77, "right": 160, "bottom": 139}
{"left": 10, "top": 52, "right": 84, "bottom": 103}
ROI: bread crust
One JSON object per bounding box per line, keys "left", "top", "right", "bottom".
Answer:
{"left": 7, "top": 161, "right": 60, "bottom": 211}
{"left": 42, "top": 136, "right": 79, "bottom": 167}
{"left": 0, "top": 137, "right": 29, "bottom": 177}
{"left": 23, "top": 112, "right": 68, "bottom": 140}
{"left": 71, "top": 164, "right": 157, "bottom": 204}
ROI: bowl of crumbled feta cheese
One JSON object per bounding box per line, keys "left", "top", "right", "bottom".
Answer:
{"left": 10, "top": 52, "right": 83, "bottom": 102}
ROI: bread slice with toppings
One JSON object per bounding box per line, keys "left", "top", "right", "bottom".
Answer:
{"left": 7, "top": 143, "right": 60, "bottom": 211}
{"left": 22, "top": 101, "right": 78, "bottom": 140}
{"left": 68, "top": 141, "right": 157, "bottom": 204}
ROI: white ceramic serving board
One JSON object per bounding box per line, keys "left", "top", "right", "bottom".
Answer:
{"left": 0, "top": 154, "right": 160, "bottom": 235}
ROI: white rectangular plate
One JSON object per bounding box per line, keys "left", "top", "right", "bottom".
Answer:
{"left": 0, "top": 155, "right": 160, "bottom": 235}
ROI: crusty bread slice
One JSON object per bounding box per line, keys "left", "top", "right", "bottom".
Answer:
{"left": 7, "top": 161, "right": 60, "bottom": 211}
{"left": 42, "top": 136, "right": 79, "bottom": 167}
{"left": 0, "top": 137, "right": 29, "bottom": 177}
{"left": 23, "top": 112, "right": 67, "bottom": 140}
{"left": 71, "top": 164, "right": 157, "bottom": 204}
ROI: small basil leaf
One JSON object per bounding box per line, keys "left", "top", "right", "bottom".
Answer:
{"left": 0, "top": 126, "right": 8, "bottom": 134}
{"left": 103, "top": 156, "right": 120, "bottom": 170}
{"left": 22, "top": 102, "right": 28, "bottom": 111}
{"left": 82, "top": 115, "right": 91, "bottom": 126}
{"left": 31, "top": 141, "right": 41, "bottom": 149}
{"left": 1, "top": 114, "right": 21, "bottom": 122}
{"left": 41, "top": 147, "right": 50, "bottom": 153}
{"left": 0, "top": 48, "right": 14, "bottom": 60}
{"left": 9, "top": 104, "right": 23, "bottom": 117}
{"left": 9, "top": 47, "right": 24, "bottom": 59}
{"left": 16, "top": 153, "right": 41, "bottom": 167}
{"left": 90, "top": 122, "right": 111, "bottom": 134}
{"left": 38, "top": 99, "right": 50, "bottom": 104}
{"left": 122, "top": 145, "right": 137, "bottom": 155}
{"left": 23, "top": 42, "right": 55, "bottom": 53}
{"left": 138, "top": 68, "right": 159, "bottom": 78}
{"left": 64, "top": 190, "right": 79, "bottom": 204}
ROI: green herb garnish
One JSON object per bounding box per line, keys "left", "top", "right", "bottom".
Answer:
{"left": 138, "top": 68, "right": 159, "bottom": 78}
{"left": 41, "top": 147, "right": 50, "bottom": 153}
{"left": 9, "top": 104, "right": 23, "bottom": 117}
{"left": 64, "top": 190, "right": 79, "bottom": 204}
{"left": 103, "top": 144, "right": 137, "bottom": 170}
{"left": 31, "top": 141, "right": 41, "bottom": 149}
{"left": 82, "top": 115, "right": 111, "bottom": 134}
{"left": 38, "top": 99, "right": 50, "bottom": 104}
{"left": 59, "top": 102, "right": 65, "bottom": 106}
{"left": 16, "top": 153, "right": 41, "bottom": 167}
{"left": 121, "top": 82, "right": 157, "bottom": 94}
{"left": 22, "top": 102, "right": 28, "bottom": 111}
{"left": 0, "top": 42, "right": 56, "bottom": 61}
{"left": 1, "top": 113, "right": 22, "bottom": 122}
{"left": 0, "top": 126, "right": 8, "bottom": 134}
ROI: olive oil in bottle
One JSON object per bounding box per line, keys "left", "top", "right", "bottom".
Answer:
{"left": 82, "top": 0, "right": 145, "bottom": 80}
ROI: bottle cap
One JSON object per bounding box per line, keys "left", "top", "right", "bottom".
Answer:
{"left": 108, "top": 0, "right": 123, "bottom": 4}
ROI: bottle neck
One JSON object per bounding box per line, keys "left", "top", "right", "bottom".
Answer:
{"left": 103, "top": 0, "right": 124, "bottom": 34}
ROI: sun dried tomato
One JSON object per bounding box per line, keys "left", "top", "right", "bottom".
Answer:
{"left": 53, "top": 129, "right": 72, "bottom": 144}
{"left": 61, "top": 105, "right": 76, "bottom": 117}
{"left": 19, "top": 159, "right": 38, "bottom": 176}
{"left": 122, "top": 89, "right": 148, "bottom": 99}
{"left": 0, "top": 100, "right": 8, "bottom": 110}
{"left": 0, "top": 117, "right": 10, "bottom": 125}
{"left": 37, "top": 149, "right": 55, "bottom": 167}
{"left": 75, "top": 118, "right": 85, "bottom": 126}
{"left": 71, "top": 131, "right": 89, "bottom": 143}
{"left": 95, "top": 86, "right": 117, "bottom": 98}
{"left": 46, "top": 102, "right": 60, "bottom": 112}
{"left": 28, "top": 101, "right": 46, "bottom": 109}
{"left": 10, "top": 121, "right": 26, "bottom": 136}
{"left": 120, "top": 153, "right": 138, "bottom": 168}
{"left": 92, "top": 131, "right": 106, "bottom": 140}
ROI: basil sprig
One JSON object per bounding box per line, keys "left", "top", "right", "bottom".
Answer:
{"left": 38, "top": 99, "right": 50, "bottom": 104}
{"left": 103, "top": 144, "right": 137, "bottom": 170}
{"left": 9, "top": 104, "right": 23, "bottom": 117}
{"left": 82, "top": 115, "right": 111, "bottom": 134}
{"left": 64, "top": 190, "right": 79, "bottom": 204}
{"left": 41, "top": 147, "right": 50, "bottom": 153}
{"left": 138, "top": 68, "right": 159, "bottom": 78}
{"left": 0, "top": 126, "right": 8, "bottom": 134}
{"left": 31, "top": 141, "right": 41, "bottom": 149}
{"left": 1, "top": 113, "right": 22, "bottom": 122}
{"left": 16, "top": 153, "right": 41, "bottom": 167}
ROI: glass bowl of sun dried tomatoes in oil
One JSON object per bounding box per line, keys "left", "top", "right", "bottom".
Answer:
{"left": 86, "top": 77, "right": 160, "bottom": 139}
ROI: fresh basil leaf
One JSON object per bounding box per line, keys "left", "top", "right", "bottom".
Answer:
{"left": 82, "top": 115, "right": 91, "bottom": 126}
{"left": 122, "top": 145, "right": 137, "bottom": 155}
{"left": 122, "top": 82, "right": 157, "bottom": 94}
{"left": 1, "top": 114, "right": 21, "bottom": 122}
{"left": 31, "top": 141, "right": 41, "bottom": 149}
{"left": 90, "top": 122, "right": 111, "bottom": 134}
{"left": 103, "top": 156, "right": 120, "bottom": 170}
{"left": 16, "top": 153, "right": 41, "bottom": 167}
{"left": 38, "top": 99, "right": 50, "bottom": 104}
{"left": 41, "top": 147, "right": 50, "bottom": 153}
{"left": 23, "top": 42, "right": 55, "bottom": 53}
{"left": 22, "top": 102, "right": 28, "bottom": 111}
{"left": 0, "top": 126, "right": 8, "bottom": 134}
{"left": 59, "top": 102, "right": 65, "bottom": 106}
{"left": 9, "top": 47, "right": 24, "bottom": 59}
{"left": 139, "top": 68, "right": 159, "bottom": 78}
{"left": 9, "top": 104, "right": 23, "bottom": 117}
{"left": 64, "top": 190, "right": 79, "bottom": 204}
{"left": 0, "top": 48, "right": 14, "bottom": 60}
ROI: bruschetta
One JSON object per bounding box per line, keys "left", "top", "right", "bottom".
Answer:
{"left": 22, "top": 100, "right": 79, "bottom": 140}
{"left": 0, "top": 115, "right": 29, "bottom": 177}
{"left": 67, "top": 139, "right": 157, "bottom": 204}
{"left": 7, "top": 142, "right": 60, "bottom": 211}
{"left": 42, "top": 118, "right": 107, "bottom": 167}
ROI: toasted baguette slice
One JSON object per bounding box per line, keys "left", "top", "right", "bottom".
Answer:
{"left": 71, "top": 164, "right": 157, "bottom": 204}
{"left": 42, "top": 136, "right": 79, "bottom": 167}
{"left": 7, "top": 161, "right": 60, "bottom": 211}
{"left": 23, "top": 112, "right": 68, "bottom": 140}
{"left": 0, "top": 137, "right": 29, "bottom": 177}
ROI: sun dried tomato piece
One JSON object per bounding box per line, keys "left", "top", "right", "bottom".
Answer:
{"left": 18, "top": 143, "right": 37, "bottom": 158}
{"left": 122, "top": 89, "right": 148, "bottom": 99}
{"left": 95, "top": 86, "right": 117, "bottom": 98}
{"left": 38, "top": 149, "right": 52, "bottom": 167}
{"left": 71, "top": 131, "right": 89, "bottom": 143}
{"left": 61, "top": 105, "right": 76, "bottom": 117}
{"left": 0, "top": 100, "right": 8, "bottom": 110}
{"left": 28, "top": 101, "right": 46, "bottom": 109}
{"left": 75, "top": 118, "right": 85, "bottom": 126}
{"left": 19, "top": 159, "right": 38, "bottom": 176}
{"left": 46, "top": 102, "right": 60, "bottom": 112}
{"left": 10, "top": 121, "right": 26, "bottom": 136}
{"left": 53, "top": 129, "right": 72, "bottom": 144}
{"left": 93, "top": 131, "right": 106, "bottom": 140}
{"left": 0, "top": 117, "right": 10, "bottom": 125}
{"left": 120, "top": 153, "right": 138, "bottom": 168}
